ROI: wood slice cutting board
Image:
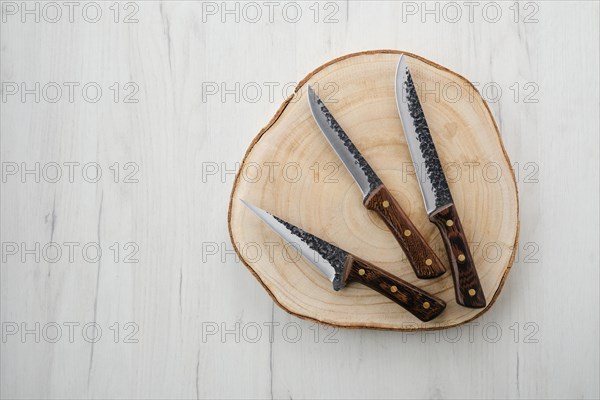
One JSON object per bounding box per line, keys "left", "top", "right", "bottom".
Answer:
{"left": 228, "top": 50, "right": 519, "bottom": 330}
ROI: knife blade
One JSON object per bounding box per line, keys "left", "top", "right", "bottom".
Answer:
{"left": 307, "top": 85, "right": 446, "bottom": 279}
{"left": 241, "top": 199, "right": 446, "bottom": 322}
{"left": 394, "top": 55, "right": 486, "bottom": 308}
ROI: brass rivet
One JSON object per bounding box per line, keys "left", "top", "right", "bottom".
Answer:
{"left": 382, "top": 200, "right": 390, "bottom": 208}
{"left": 468, "top": 289, "right": 476, "bottom": 297}
{"left": 423, "top": 302, "right": 430, "bottom": 309}
{"left": 403, "top": 229, "right": 411, "bottom": 237}
{"left": 390, "top": 286, "right": 398, "bottom": 293}
{"left": 446, "top": 220, "right": 454, "bottom": 227}
{"left": 458, "top": 254, "right": 466, "bottom": 263}
{"left": 425, "top": 258, "right": 432, "bottom": 266}
{"left": 358, "top": 269, "right": 366, "bottom": 276}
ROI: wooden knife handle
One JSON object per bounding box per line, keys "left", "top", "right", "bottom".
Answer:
{"left": 364, "top": 185, "right": 446, "bottom": 279}
{"left": 344, "top": 255, "right": 446, "bottom": 322}
{"left": 430, "top": 205, "right": 486, "bottom": 308}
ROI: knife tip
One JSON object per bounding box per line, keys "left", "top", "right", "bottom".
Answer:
{"left": 240, "top": 198, "right": 262, "bottom": 217}
{"left": 396, "top": 54, "right": 407, "bottom": 72}
{"left": 306, "top": 84, "right": 321, "bottom": 112}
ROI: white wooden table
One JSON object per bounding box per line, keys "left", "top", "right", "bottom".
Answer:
{"left": 1, "top": 1, "right": 598, "bottom": 399}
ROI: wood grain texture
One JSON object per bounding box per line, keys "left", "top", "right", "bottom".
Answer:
{"left": 229, "top": 51, "right": 519, "bottom": 330}
{"left": 344, "top": 255, "right": 446, "bottom": 322}
{"left": 2, "top": 2, "right": 599, "bottom": 399}
{"left": 430, "top": 204, "right": 486, "bottom": 308}
{"left": 364, "top": 185, "right": 446, "bottom": 278}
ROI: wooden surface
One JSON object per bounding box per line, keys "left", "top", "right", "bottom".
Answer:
{"left": 229, "top": 51, "right": 517, "bottom": 329}
{"left": 1, "top": 2, "right": 599, "bottom": 399}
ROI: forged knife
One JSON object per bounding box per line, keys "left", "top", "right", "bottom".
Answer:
{"left": 241, "top": 199, "right": 446, "bottom": 322}
{"left": 307, "top": 86, "right": 446, "bottom": 280}
{"left": 394, "top": 55, "right": 486, "bottom": 308}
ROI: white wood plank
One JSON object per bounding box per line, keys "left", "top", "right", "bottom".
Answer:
{"left": 1, "top": 1, "right": 598, "bottom": 399}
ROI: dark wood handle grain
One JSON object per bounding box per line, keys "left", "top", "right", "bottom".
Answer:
{"left": 364, "top": 185, "right": 446, "bottom": 279}
{"left": 343, "top": 255, "right": 446, "bottom": 321}
{"left": 430, "top": 205, "right": 486, "bottom": 308}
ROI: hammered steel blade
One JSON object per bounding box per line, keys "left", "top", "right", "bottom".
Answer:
{"left": 307, "top": 83, "right": 447, "bottom": 279}
{"left": 395, "top": 55, "right": 486, "bottom": 308}
{"left": 241, "top": 199, "right": 448, "bottom": 320}
{"left": 241, "top": 199, "right": 349, "bottom": 290}
{"left": 395, "top": 55, "right": 453, "bottom": 215}
{"left": 307, "top": 85, "right": 382, "bottom": 200}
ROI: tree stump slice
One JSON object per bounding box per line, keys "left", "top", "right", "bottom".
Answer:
{"left": 228, "top": 50, "right": 519, "bottom": 331}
